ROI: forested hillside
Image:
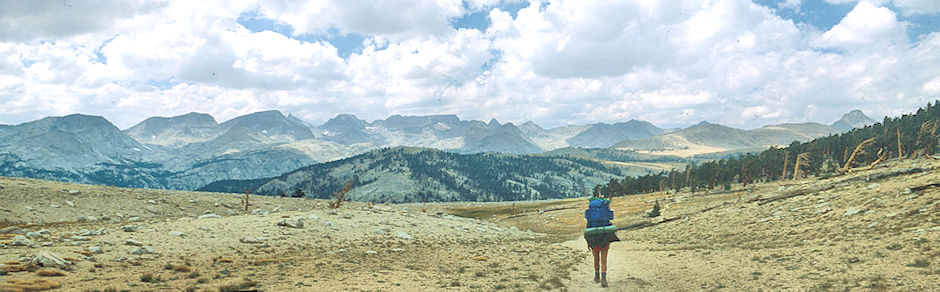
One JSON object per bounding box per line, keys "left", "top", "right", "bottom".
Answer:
{"left": 202, "top": 147, "right": 651, "bottom": 203}
{"left": 596, "top": 101, "right": 940, "bottom": 196}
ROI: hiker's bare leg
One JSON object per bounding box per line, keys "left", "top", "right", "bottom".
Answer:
{"left": 592, "top": 249, "right": 600, "bottom": 272}
{"left": 600, "top": 247, "right": 609, "bottom": 287}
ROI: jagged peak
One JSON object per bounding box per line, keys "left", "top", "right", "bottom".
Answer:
{"left": 487, "top": 118, "right": 501, "bottom": 128}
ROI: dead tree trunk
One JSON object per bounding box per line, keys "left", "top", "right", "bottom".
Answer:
{"left": 868, "top": 148, "right": 888, "bottom": 169}
{"left": 793, "top": 152, "right": 810, "bottom": 179}
{"left": 842, "top": 138, "right": 875, "bottom": 172}
{"left": 897, "top": 128, "right": 903, "bottom": 160}
{"left": 781, "top": 151, "right": 789, "bottom": 181}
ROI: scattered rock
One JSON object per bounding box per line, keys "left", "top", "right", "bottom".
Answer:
{"left": 29, "top": 251, "right": 69, "bottom": 269}
{"left": 88, "top": 246, "right": 104, "bottom": 254}
{"left": 365, "top": 250, "right": 378, "bottom": 254}
{"left": 198, "top": 214, "right": 222, "bottom": 219}
{"left": 0, "top": 226, "right": 28, "bottom": 234}
{"left": 815, "top": 208, "right": 832, "bottom": 215}
{"left": 25, "top": 230, "right": 50, "bottom": 239}
{"left": 11, "top": 235, "right": 33, "bottom": 246}
{"left": 372, "top": 229, "right": 389, "bottom": 236}
{"left": 122, "top": 225, "right": 143, "bottom": 232}
{"left": 844, "top": 207, "right": 863, "bottom": 217}
{"left": 867, "top": 222, "right": 881, "bottom": 228}
{"left": 168, "top": 231, "right": 185, "bottom": 237}
{"left": 389, "top": 248, "right": 405, "bottom": 252}
{"left": 325, "top": 221, "right": 337, "bottom": 230}
{"left": 396, "top": 231, "right": 413, "bottom": 240}
{"left": 131, "top": 246, "right": 157, "bottom": 255}
{"left": 277, "top": 218, "right": 304, "bottom": 229}
{"left": 79, "top": 228, "right": 106, "bottom": 236}
{"left": 272, "top": 207, "right": 282, "bottom": 213}
{"left": 125, "top": 239, "right": 144, "bottom": 246}
{"left": 65, "top": 201, "right": 75, "bottom": 207}
{"left": 867, "top": 183, "right": 881, "bottom": 190}
{"left": 50, "top": 204, "right": 59, "bottom": 208}
{"left": 336, "top": 248, "right": 348, "bottom": 253}
{"left": 901, "top": 188, "right": 913, "bottom": 195}
{"left": 69, "top": 236, "right": 90, "bottom": 242}
{"left": 76, "top": 215, "right": 97, "bottom": 222}
{"left": 240, "top": 237, "right": 267, "bottom": 244}
{"left": 307, "top": 214, "right": 319, "bottom": 220}
{"left": 68, "top": 190, "right": 81, "bottom": 195}
{"left": 127, "top": 216, "right": 141, "bottom": 222}
{"left": 252, "top": 209, "right": 270, "bottom": 215}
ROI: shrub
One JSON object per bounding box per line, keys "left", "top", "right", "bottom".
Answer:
{"left": 648, "top": 201, "right": 661, "bottom": 218}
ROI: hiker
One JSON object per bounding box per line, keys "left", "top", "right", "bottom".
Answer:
{"left": 584, "top": 194, "right": 620, "bottom": 287}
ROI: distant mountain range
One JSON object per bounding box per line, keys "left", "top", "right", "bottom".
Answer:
{"left": 612, "top": 111, "right": 877, "bottom": 156}
{"left": 0, "top": 109, "right": 876, "bottom": 199}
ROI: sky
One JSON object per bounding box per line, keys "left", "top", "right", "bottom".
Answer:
{"left": 1, "top": 0, "right": 939, "bottom": 130}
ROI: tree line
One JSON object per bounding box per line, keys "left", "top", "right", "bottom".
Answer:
{"left": 595, "top": 101, "right": 940, "bottom": 196}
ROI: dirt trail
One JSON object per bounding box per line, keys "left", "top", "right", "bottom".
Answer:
{"left": 562, "top": 236, "right": 657, "bottom": 291}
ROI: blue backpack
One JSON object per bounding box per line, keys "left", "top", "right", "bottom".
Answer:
{"left": 585, "top": 198, "right": 613, "bottom": 228}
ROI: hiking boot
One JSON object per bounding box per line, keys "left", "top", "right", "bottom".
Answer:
{"left": 601, "top": 277, "right": 608, "bottom": 287}
{"left": 593, "top": 275, "right": 600, "bottom": 283}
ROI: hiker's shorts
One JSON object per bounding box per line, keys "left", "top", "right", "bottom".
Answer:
{"left": 585, "top": 232, "right": 620, "bottom": 249}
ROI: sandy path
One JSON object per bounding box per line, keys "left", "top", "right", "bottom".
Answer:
{"left": 562, "top": 236, "right": 664, "bottom": 291}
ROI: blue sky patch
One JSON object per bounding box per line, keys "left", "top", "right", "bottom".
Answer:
{"left": 146, "top": 79, "right": 177, "bottom": 90}
{"left": 237, "top": 11, "right": 365, "bottom": 58}
{"left": 756, "top": 0, "right": 938, "bottom": 42}
{"left": 754, "top": 0, "right": 854, "bottom": 31}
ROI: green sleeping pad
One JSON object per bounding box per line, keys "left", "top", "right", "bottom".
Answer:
{"left": 584, "top": 225, "right": 617, "bottom": 235}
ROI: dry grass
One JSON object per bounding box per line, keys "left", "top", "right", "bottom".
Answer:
{"left": 74, "top": 250, "right": 93, "bottom": 256}
{"left": 0, "top": 279, "right": 61, "bottom": 291}
{"left": 35, "top": 269, "right": 66, "bottom": 277}
{"left": 216, "top": 258, "right": 233, "bottom": 264}
{"left": 446, "top": 200, "right": 572, "bottom": 219}
{"left": 250, "top": 258, "right": 278, "bottom": 265}
{"left": 0, "top": 264, "right": 30, "bottom": 273}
